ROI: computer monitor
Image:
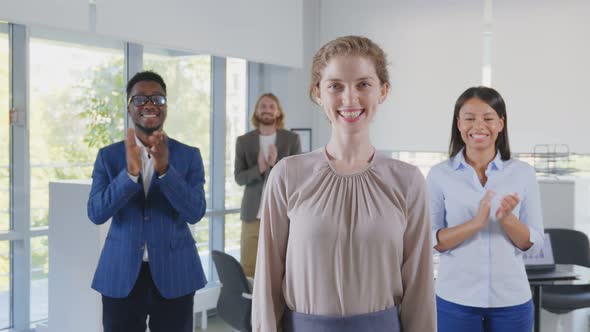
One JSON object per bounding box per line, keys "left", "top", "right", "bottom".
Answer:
{"left": 523, "top": 233, "right": 555, "bottom": 271}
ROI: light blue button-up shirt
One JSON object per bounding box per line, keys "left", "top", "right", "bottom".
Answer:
{"left": 426, "top": 149, "right": 544, "bottom": 308}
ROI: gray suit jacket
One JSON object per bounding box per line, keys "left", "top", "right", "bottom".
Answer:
{"left": 234, "top": 129, "right": 301, "bottom": 221}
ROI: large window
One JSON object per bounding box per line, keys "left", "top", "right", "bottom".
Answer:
{"left": 224, "top": 213, "right": 242, "bottom": 258}
{"left": 391, "top": 151, "right": 448, "bottom": 177}
{"left": 2, "top": 24, "right": 249, "bottom": 328}
{"left": 30, "top": 236, "right": 48, "bottom": 324}
{"left": 0, "top": 27, "right": 10, "bottom": 330}
{"left": 225, "top": 58, "right": 247, "bottom": 209}
{"left": 144, "top": 50, "right": 212, "bottom": 272}
{"left": 29, "top": 35, "right": 124, "bottom": 323}
{"left": 0, "top": 29, "right": 9, "bottom": 233}
{"left": 0, "top": 241, "right": 8, "bottom": 329}
{"left": 224, "top": 58, "right": 247, "bottom": 257}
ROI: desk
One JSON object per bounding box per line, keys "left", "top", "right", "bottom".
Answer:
{"left": 528, "top": 264, "right": 590, "bottom": 332}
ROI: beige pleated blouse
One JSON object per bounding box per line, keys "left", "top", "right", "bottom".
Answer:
{"left": 251, "top": 149, "right": 436, "bottom": 332}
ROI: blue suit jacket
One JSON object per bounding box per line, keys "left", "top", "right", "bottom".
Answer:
{"left": 87, "top": 138, "right": 207, "bottom": 299}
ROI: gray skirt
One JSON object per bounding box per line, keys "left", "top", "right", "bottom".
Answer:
{"left": 283, "top": 306, "right": 401, "bottom": 332}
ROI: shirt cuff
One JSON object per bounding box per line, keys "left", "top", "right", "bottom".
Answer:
{"left": 127, "top": 172, "right": 139, "bottom": 183}
{"left": 516, "top": 225, "right": 544, "bottom": 254}
{"left": 158, "top": 171, "right": 167, "bottom": 179}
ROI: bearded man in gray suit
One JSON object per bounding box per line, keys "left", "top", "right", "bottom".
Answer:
{"left": 234, "top": 93, "right": 301, "bottom": 277}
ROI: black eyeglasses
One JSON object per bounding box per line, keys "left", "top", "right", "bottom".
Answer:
{"left": 128, "top": 95, "right": 167, "bottom": 106}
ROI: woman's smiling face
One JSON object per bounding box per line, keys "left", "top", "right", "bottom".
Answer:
{"left": 457, "top": 97, "right": 504, "bottom": 153}
{"left": 314, "top": 55, "right": 389, "bottom": 135}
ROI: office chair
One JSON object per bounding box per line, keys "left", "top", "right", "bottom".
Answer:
{"left": 211, "top": 250, "right": 252, "bottom": 332}
{"left": 541, "top": 228, "right": 590, "bottom": 315}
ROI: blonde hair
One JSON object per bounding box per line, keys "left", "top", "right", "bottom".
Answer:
{"left": 250, "top": 93, "right": 285, "bottom": 129}
{"left": 309, "top": 35, "right": 390, "bottom": 103}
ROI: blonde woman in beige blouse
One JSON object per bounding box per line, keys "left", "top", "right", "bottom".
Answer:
{"left": 252, "top": 36, "right": 436, "bottom": 332}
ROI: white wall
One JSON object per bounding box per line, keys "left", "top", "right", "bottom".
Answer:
{"left": 0, "top": 0, "right": 89, "bottom": 32}
{"left": 286, "top": 0, "right": 590, "bottom": 153}
{"left": 256, "top": 0, "right": 321, "bottom": 146}
{"left": 318, "top": 0, "right": 483, "bottom": 152}
{"left": 284, "top": 0, "right": 323, "bottom": 146}
{"left": 0, "top": 0, "right": 303, "bottom": 68}
{"left": 492, "top": 0, "right": 590, "bottom": 153}
{"left": 97, "top": 0, "right": 303, "bottom": 68}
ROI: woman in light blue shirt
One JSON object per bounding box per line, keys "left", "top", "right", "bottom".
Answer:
{"left": 427, "top": 86, "right": 544, "bottom": 332}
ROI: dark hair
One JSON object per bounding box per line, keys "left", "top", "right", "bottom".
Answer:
{"left": 126, "top": 71, "right": 167, "bottom": 96}
{"left": 449, "top": 86, "right": 511, "bottom": 160}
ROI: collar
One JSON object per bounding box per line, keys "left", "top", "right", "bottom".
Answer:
{"left": 489, "top": 150, "right": 504, "bottom": 171}
{"left": 451, "top": 148, "right": 504, "bottom": 171}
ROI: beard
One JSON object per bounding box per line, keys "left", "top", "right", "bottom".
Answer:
{"left": 257, "top": 114, "right": 276, "bottom": 126}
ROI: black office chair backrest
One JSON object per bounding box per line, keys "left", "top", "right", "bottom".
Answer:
{"left": 211, "top": 250, "right": 252, "bottom": 332}
{"left": 546, "top": 228, "right": 590, "bottom": 268}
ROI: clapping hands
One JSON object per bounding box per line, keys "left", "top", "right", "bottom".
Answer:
{"left": 147, "top": 130, "right": 169, "bottom": 175}
{"left": 125, "top": 128, "right": 169, "bottom": 176}
{"left": 496, "top": 192, "right": 519, "bottom": 221}
{"left": 473, "top": 191, "right": 519, "bottom": 229}
{"left": 258, "top": 144, "right": 278, "bottom": 174}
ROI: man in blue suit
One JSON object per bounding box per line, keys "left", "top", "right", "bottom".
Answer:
{"left": 87, "top": 71, "right": 207, "bottom": 332}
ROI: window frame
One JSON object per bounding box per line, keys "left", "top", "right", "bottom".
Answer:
{"left": 1, "top": 22, "right": 251, "bottom": 330}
